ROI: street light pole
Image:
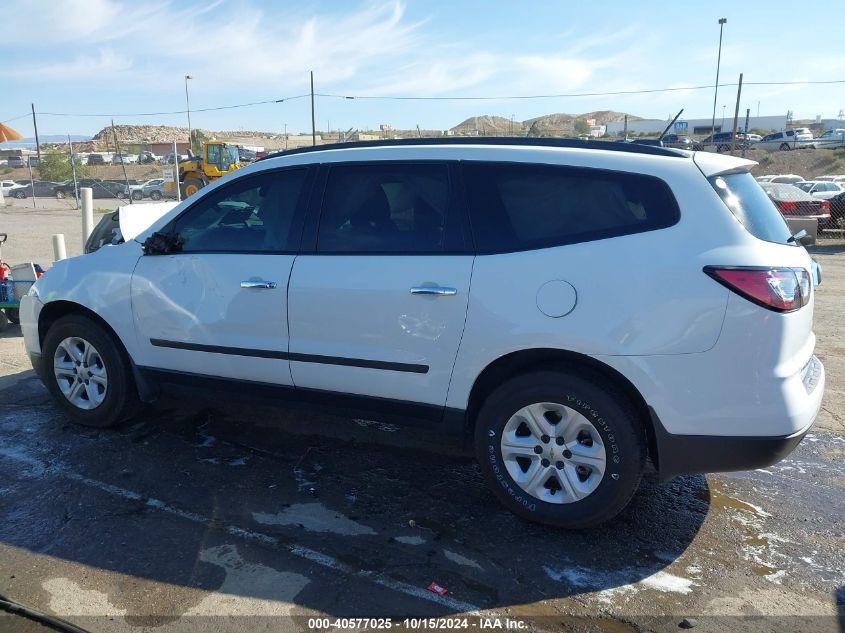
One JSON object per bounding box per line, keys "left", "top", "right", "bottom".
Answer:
{"left": 710, "top": 18, "right": 727, "bottom": 138}
{"left": 185, "top": 75, "right": 193, "bottom": 154}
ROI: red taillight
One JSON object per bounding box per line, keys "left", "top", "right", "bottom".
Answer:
{"left": 777, "top": 200, "right": 798, "bottom": 213}
{"left": 821, "top": 199, "right": 830, "bottom": 213}
{"left": 704, "top": 266, "right": 811, "bottom": 312}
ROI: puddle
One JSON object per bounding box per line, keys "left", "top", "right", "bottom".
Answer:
{"left": 253, "top": 502, "right": 376, "bottom": 536}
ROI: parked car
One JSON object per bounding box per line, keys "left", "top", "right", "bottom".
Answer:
{"left": 53, "top": 178, "right": 128, "bottom": 200}
{"left": 660, "top": 134, "right": 695, "bottom": 150}
{"left": 827, "top": 190, "right": 845, "bottom": 228}
{"left": 813, "top": 129, "right": 845, "bottom": 149}
{"left": 814, "top": 174, "right": 845, "bottom": 182}
{"left": 759, "top": 182, "right": 830, "bottom": 229}
{"left": 5, "top": 156, "right": 25, "bottom": 168}
{"left": 129, "top": 179, "right": 171, "bottom": 201}
{"left": 794, "top": 181, "right": 845, "bottom": 200}
{"left": 6, "top": 180, "right": 60, "bottom": 199}
{"left": 0, "top": 180, "right": 20, "bottom": 196}
{"left": 19, "top": 138, "right": 825, "bottom": 528}
{"left": 86, "top": 154, "right": 106, "bottom": 166}
{"left": 698, "top": 132, "right": 748, "bottom": 152}
{"left": 756, "top": 174, "right": 805, "bottom": 185}
{"left": 746, "top": 133, "right": 763, "bottom": 142}
{"left": 112, "top": 153, "right": 138, "bottom": 165}
{"left": 238, "top": 148, "right": 257, "bottom": 162}
{"left": 161, "top": 153, "right": 189, "bottom": 164}
{"left": 754, "top": 130, "right": 813, "bottom": 151}
{"left": 138, "top": 151, "right": 159, "bottom": 164}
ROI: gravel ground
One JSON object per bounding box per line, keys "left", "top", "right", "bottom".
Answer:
{"left": 0, "top": 211, "right": 842, "bottom": 632}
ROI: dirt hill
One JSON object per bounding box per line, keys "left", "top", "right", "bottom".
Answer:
{"left": 450, "top": 115, "right": 524, "bottom": 135}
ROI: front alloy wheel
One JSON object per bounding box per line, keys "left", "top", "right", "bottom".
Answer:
{"left": 501, "top": 402, "right": 606, "bottom": 504}
{"left": 53, "top": 337, "right": 108, "bottom": 409}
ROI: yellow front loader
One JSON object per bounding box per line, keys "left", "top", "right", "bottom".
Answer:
{"left": 177, "top": 141, "right": 242, "bottom": 198}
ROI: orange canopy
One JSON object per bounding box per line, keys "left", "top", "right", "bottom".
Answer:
{"left": 0, "top": 123, "right": 23, "bottom": 142}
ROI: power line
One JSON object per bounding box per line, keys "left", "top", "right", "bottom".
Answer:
{"left": 316, "top": 79, "right": 845, "bottom": 101}
{"left": 36, "top": 95, "right": 310, "bottom": 118}
{"left": 1, "top": 113, "right": 31, "bottom": 124}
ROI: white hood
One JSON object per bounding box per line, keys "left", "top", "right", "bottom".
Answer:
{"left": 117, "top": 202, "right": 180, "bottom": 241}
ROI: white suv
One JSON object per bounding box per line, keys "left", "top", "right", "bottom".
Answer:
{"left": 19, "top": 139, "right": 825, "bottom": 528}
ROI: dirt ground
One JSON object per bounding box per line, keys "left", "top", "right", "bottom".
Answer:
{"left": 0, "top": 210, "right": 842, "bottom": 632}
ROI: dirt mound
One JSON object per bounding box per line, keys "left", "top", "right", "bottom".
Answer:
{"left": 450, "top": 115, "right": 522, "bottom": 135}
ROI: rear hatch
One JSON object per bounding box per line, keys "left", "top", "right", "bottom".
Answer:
{"left": 693, "top": 152, "right": 818, "bottom": 375}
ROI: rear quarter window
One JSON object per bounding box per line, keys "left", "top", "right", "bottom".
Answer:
{"left": 462, "top": 162, "right": 680, "bottom": 253}
{"left": 710, "top": 173, "right": 794, "bottom": 245}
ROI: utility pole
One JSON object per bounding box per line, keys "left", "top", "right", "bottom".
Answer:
{"left": 185, "top": 75, "right": 193, "bottom": 153}
{"left": 730, "top": 73, "right": 743, "bottom": 155}
{"left": 742, "top": 108, "right": 750, "bottom": 158}
{"left": 111, "top": 119, "right": 133, "bottom": 203}
{"left": 68, "top": 134, "right": 80, "bottom": 208}
{"left": 31, "top": 104, "right": 42, "bottom": 163}
{"left": 710, "top": 18, "right": 727, "bottom": 139}
{"left": 310, "top": 71, "right": 316, "bottom": 147}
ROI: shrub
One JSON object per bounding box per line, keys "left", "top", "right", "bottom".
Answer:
{"left": 37, "top": 153, "right": 89, "bottom": 182}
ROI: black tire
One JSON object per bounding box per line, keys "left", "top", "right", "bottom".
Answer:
{"left": 181, "top": 178, "right": 204, "bottom": 198}
{"left": 13, "top": 190, "right": 26, "bottom": 199}
{"left": 780, "top": 143, "right": 791, "bottom": 151}
{"left": 5, "top": 308, "right": 19, "bottom": 324}
{"left": 150, "top": 190, "right": 162, "bottom": 201}
{"left": 0, "top": 310, "right": 8, "bottom": 332}
{"left": 41, "top": 314, "right": 141, "bottom": 428}
{"left": 474, "top": 369, "right": 646, "bottom": 529}
{"left": 716, "top": 144, "right": 728, "bottom": 153}
{"left": 56, "top": 190, "right": 66, "bottom": 199}
{"left": 116, "top": 192, "right": 126, "bottom": 200}
{"left": 131, "top": 190, "right": 143, "bottom": 201}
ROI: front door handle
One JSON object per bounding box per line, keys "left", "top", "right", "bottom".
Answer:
{"left": 410, "top": 286, "right": 457, "bottom": 296}
{"left": 241, "top": 280, "right": 277, "bottom": 289}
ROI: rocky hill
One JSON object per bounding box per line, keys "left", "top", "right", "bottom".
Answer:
{"left": 450, "top": 115, "right": 524, "bottom": 135}
{"left": 522, "top": 110, "right": 641, "bottom": 135}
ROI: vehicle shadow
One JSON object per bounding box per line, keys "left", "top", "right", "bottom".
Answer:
{"left": 0, "top": 379, "right": 710, "bottom": 619}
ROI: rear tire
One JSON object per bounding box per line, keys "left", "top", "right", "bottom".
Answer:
{"left": 56, "top": 190, "right": 66, "bottom": 199}
{"left": 14, "top": 190, "right": 26, "bottom": 199}
{"left": 780, "top": 143, "right": 791, "bottom": 151}
{"left": 474, "top": 369, "right": 646, "bottom": 529}
{"left": 150, "top": 190, "right": 162, "bottom": 201}
{"left": 131, "top": 190, "right": 143, "bottom": 201}
{"left": 181, "top": 178, "right": 204, "bottom": 198}
{"left": 41, "top": 314, "right": 141, "bottom": 428}
{"left": 5, "top": 308, "right": 19, "bottom": 324}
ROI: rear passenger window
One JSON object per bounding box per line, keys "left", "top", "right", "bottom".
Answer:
{"left": 463, "top": 162, "right": 680, "bottom": 253}
{"left": 317, "top": 163, "right": 451, "bottom": 253}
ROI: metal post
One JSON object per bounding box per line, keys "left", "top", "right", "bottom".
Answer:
{"left": 31, "top": 104, "right": 42, "bottom": 163}
{"left": 710, "top": 18, "right": 727, "bottom": 142}
{"left": 68, "top": 135, "right": 80, "bottom": 208}
{"left": 173, "top": 140, "right": 181, "bottom": 202}
{"left": 730, "top": 73, "right": 743, "bottom": 155}
{"left": 623, "top": 115, "right": 628, "bottom": 141}
{"left": 111, "top": 120, "right": 133, "bottom": 204}
{"left": 27, "top": 160, "right": 36, "bottom": 210}
{"left": 185, "top": 75, "right": 193, "bottom": 153}
{"left": 80, "top": 188, "right": 94, "bottom": 246}
{"left": 743, "top": 108, "right": 750, "bottom": 157}
{"left": 52, "top": 234, "right": 67, "bottom": 261}
{"left": 311, "top": 71, "right": 316, "bottom": 147}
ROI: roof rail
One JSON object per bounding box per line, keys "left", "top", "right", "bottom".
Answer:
{"left": 257, "top": 136, "right": 686, "bottom": 161}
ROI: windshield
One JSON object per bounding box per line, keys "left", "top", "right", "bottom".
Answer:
{"left": 709, "top": 173, "right": 794, "bottom": 245}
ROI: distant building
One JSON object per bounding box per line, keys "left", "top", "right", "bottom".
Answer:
{"left": 606, "top": 115, "right": 788, "bottom": 136}
{"left": 588, "top": 125, "right": 606, "bottom": 137}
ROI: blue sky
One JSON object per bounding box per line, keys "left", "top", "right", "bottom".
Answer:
{"left": 2, "top": 0, "right": 844, "bottom": 138}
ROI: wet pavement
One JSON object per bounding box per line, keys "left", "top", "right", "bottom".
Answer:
{"left": 0, "top": 365, "right": 843, "bottom": 632}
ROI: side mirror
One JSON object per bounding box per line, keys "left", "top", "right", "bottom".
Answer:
{"left": 142, "top": 231, "right": 183, "bottom": 255}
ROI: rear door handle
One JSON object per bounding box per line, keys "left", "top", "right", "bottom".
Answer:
{"left": 241, "top": 280, "right": 277, "bottom": 289}
{"left": 410, "top": 286, "right": 457, "bottom": 296}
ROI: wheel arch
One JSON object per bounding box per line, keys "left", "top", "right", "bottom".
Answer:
{"left": 38, "top": 300, "right": 157, "bottom": 402}
{"left": 464, "top": 348, "right": 657, "bottom": 467}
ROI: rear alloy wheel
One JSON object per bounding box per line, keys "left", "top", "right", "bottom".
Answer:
{"left": 131, "top": 190, "right": 143, "bottom": 201}
{"left": 780, "top": 143, "right": 791, "bottom": 151}
{"left": 13, "top": 190, "right": 26, "bottom": 199}
{"left": 56, "top": 190, "right": 66, "bottom": 199}
{"left": 475, "top": 370, "right": 645, "bottom": 528}
{"left": 42, "top": 315, "right": 141, "bottom": 427}
{"left": 150, "top": 190, "right": 162, "bottom": 201}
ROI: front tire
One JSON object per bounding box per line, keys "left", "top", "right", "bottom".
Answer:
{"left": 14, "top": 190, "right": 26, "bottom": 199}
{"left": 56, "top": 190, "right": 66, "bottom": 199}
{"left": 42, "top": 315, "right": 141, "bottom": 428}
{"left": 150, "top": 190, "right": 162, "bottom": 201}
{"left": 474, "top": 369, "right": 646, "bottom": 529}
{"left": 131, "top": 191, "right": 143, "bottom": 201}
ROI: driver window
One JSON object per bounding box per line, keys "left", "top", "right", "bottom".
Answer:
{"left": 206, "top": 144, "right": 220, "bottom": 166}
{"left": 173, "top": 170, "right": 307, "bottom": 253}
